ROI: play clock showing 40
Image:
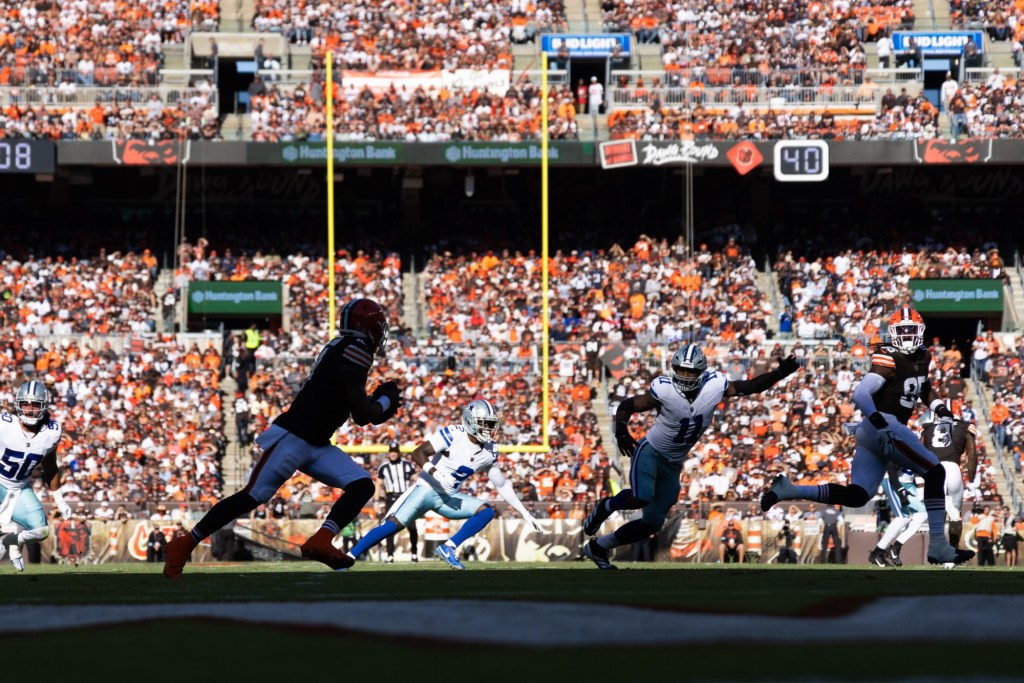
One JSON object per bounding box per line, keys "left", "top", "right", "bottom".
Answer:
{"left": 0, "top": 141, "right": 55, "bottom": 174}
{"left": 773, "top": 140, "right": 829, "bottom": 182}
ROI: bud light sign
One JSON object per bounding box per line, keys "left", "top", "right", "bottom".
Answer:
{"left": 892, "top": 31, "right": 984, "bottom": 55}
{"left": 541, "top": 34, "right": 631, "bottom": 57}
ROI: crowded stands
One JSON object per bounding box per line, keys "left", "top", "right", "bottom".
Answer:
{"left": 0, "top": 0, "right": 219, "bottom": 87}
{"left": 254, "top": 0, "right": 567, "bottom": 69}
{"left": 248, "top": 79, "right": 579, "bottom": 142}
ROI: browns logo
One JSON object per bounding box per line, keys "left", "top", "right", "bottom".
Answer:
{"left": 113, "top": 140, "right": 190, "bottom": 165}
{"left": 726, "top": 140, "right": 764, "bottom": 176}
{"left": 55, "top": 519, "right": 91, "bottom": 560}
{"left": 915, "top": 139, "right": 991, "bottom": 165}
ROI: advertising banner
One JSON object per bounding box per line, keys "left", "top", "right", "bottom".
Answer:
{"left": 909, "top": 279, "right": 1004, "bottom": 313}
{"left": 892, "top": 31, "right": 985, "bottom": 54}
{"left": 540, "top": 33, "right": 631, "bottom": 56}
{"left": 187, "top": 281, "right": 283, "bottom": 315}
{"left": 339, "top": 69, "right": 510, "bottom": 95}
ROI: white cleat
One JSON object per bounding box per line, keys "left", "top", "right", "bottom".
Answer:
{"left": 8, "top": 544, "right": 23, "bottom": 572}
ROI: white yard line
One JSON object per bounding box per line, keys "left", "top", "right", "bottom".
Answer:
{"left": 2, "top": 596, "right": 1021, "bottom": 646}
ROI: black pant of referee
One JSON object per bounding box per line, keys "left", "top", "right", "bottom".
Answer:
{"left": 384, "top": 493, "right": 419, "bottom": 561}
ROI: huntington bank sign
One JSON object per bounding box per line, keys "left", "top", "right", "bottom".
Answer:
{"left": 188, "top": 282, "right": 283, "bottom": 315}
{"left": 909, "top": 279, "right": 1003, "bottom": 313}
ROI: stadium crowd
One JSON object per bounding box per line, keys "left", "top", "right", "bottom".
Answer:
{"left": 0, "top": 83, "right": 220, "bottom": 140}
{"left": 255, "top": 0, "right": 566, "bottom": 69}
{"left": 0, "top": 332, "right": 226, "bottom": 511}
{"left": 246, "top": 78, "right": 579, "bottom": 141}
{"left": 0, "top": 0, "right": 219, "bottom": 87}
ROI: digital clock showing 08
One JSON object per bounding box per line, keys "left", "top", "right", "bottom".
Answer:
{"left": 772, "top": 140, "right": 830, "bottom": 182}
{"left": 0, "top": 140, "right": 55, "bottom": 174}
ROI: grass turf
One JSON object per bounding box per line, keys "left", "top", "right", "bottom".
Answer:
{"left": 4, "top": 562, "right": 1022, "bottom": 681}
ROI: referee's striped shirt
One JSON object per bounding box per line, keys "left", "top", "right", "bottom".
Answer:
{"left": 379, "top": 460, "right": 416, "bottom": 495}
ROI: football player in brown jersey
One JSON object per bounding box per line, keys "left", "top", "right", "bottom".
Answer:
{"left": 762, "top": 308, "right": 974, "bottom": 566}
{"left": 164, "top": 299, "right": 401, "bottom": 578}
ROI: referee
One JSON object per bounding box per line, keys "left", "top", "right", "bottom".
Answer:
{"left": 377, "top": 440, "right": 419, "bottom": 562}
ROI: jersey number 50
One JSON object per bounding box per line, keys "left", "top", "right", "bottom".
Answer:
{"left": 0, "top": 449, "right": 42, "bottom": 481}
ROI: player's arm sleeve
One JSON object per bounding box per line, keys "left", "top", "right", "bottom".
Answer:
{"left": 614, "top": 391, "right": 660, "bottom": 435}
{"left": 339, "top": 363, "right": 384, "bottom": 426}
{"left": 489, "top": 467, "right": 534, "bottom": 520}
{"left": 40, "top": 446, "right": 60, "bottom": 490}
{"left": 965, "top": 424, "right": 978, "bottom": 480}
{"left": 410, "top": 440, "right": 437, "bottom": 468}
{"left": 728, "top": 355, "right": 799, "bottom": 397}
{"left": 852, "top": 372, "right": 887, "bottom": 417}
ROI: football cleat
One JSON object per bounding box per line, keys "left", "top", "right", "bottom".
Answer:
{"left": 162, "top": 535, "right": 196, "bottom": 579}
{"left": 582, "top": 540, "right": 618, "bottom": 570}
{"left": 300, "top": 529, "right": 355, "bottom": 571}
{"left": 927, "top": 544, "right": 975, "bottom": 567}
{"left": 583, "top": 499, "right": 612, "bottom": 536}
{"left": 760, "top": 474, "right": 796, "bottom": 512}
{"left": 7, "top": 543, "right": 23, "bottom": 572}
{"left": 868, "top": 547, "right": 892, "bottom": 567}
{"left": 411, "top": 554, "right": 419, "bottom": 563}
{"left": 887, "top": 541, "right": 904, "bottom": 567}
{"left": 385, "top": 554, "right": 394, "bottom": 564}
{"left": 435, "top": 545, "right": 465, "bottom": 570}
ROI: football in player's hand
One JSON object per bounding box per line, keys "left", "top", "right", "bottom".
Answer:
{"left": 371, "top": 381, "right": 402, "bottom": 424}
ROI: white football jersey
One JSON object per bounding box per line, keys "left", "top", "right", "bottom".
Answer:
{"left": 644, "top": 372, "right": 729, "bottom": 463}
{"left": 421, "top": 424, "right": 498, "bottom": 494}
{"left": 0, "top": 412, "right": 62, "bottom": 491}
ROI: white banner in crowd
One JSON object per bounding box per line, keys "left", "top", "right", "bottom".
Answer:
{"left": 341, "top": 70, "right": 511, "bottom": 96}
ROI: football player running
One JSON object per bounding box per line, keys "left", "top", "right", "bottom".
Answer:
{"left": 164, "top": 299, "right": 401, "bottom": 578}
{"left": 869, "top": 465, "right": 927, "bottom": 567}
{"left": 919, "top": 399, "right": 977, "bottom": 550}
{"left": 0, "top": 381, "right": 74, "bottom": 571}
{"left": 581, "top": 344, "right": 800, "bottom": 569}
{"left": 761, "top": 308, "right": 975, "bottom": 566}
{"left": 345, "top": 400, "right": 541, "bottom": 570}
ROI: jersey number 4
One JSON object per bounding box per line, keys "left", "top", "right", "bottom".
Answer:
{"left": 0, "top": 449, "right": 42, "bottom": 481}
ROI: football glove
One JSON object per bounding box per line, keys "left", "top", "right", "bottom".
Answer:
{"left": 524, "top": 514, "right": 543, "bottom": 533}
{"left": 51, "top": 490, "right": 73, "bottom": 521}
{"left": 371, "top": 381, "right": 402, "bottom": 424}
{"left": 896, "top": 487, "right": 911, "bottom": 508}
{"left": 777, "top": 354, "right": 801, "bottom": 377}
{"left": 869, "top": 412, "right": 896, "bottom": 457}
{"left": 615, "top": 429, "right": 639, "bottom": 458}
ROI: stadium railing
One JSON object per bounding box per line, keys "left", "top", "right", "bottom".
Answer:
{"left": 965, "top": 67, "right": 1021, "bottom": 83}
{"left": 609, "top": 68, "right": 922, "bottom": 88}
{"left": 0, "top": 86, "right": 217, "bottom": 108}
{"left": 971, "top": 377, "right": 1024, "bottom": 516}
{"left": 251, "top": 68, "right": 569, "bottom": 87}
{"left": 606, "top": 85, "right": 884, "bottom": 109}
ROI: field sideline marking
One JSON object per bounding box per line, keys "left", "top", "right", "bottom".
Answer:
{"left": 2, "top": 597, "right": 1021, "bottom": 645}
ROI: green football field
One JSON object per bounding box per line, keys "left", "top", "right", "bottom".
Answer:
{"left": 4, "top": 562, "right": 1023, "bottom": 682}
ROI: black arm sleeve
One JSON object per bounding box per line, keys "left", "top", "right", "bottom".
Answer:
{"left": 614, "top": 397, "right": 636, "bottom": 436}
{"left": 341, "top": 364, "right": 384, "bottom": 426}
{"left": 731, "top": 367, "right": 787, "bottom": 397}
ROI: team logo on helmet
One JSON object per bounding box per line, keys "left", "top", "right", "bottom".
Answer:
{"left": 15, "top": 381, "right": 49, "bottom": 427}
{"left": 462, "top": 399, "right": 501, "bottom": 442}
{"left": 888, "top": 307, "right": 925, "bottom": 354}
{"left": 671, "top": 344, "right": 708, "bottom": 395}
{"left": 340, "top": 299, "right": 390, "bottom": 355}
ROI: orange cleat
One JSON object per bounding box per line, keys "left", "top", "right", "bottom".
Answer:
{"left": 300, "top": 528, "right": 354, "bottom": 571}
{"left": 163, "top": 535, "right": 197, "bottom": 579}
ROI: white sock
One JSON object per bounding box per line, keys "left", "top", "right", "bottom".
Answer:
{"left": 878, "top": 517, "right": 908, "bottom": 550}
{"left": 896, "top": 513, "right": 928, "bottom": 546}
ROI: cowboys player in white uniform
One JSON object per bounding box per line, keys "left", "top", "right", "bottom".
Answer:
{"left": 581, "top": 344, "right": 799, "bottom": 569}
{"left": 345, "top": 400, "right": 541, "bottom": 569}
{"left": 0, "top": 381, "right": 74, "bottom": 571}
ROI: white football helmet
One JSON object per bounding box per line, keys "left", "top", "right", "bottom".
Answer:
{"left": 888, "top": 307, "right": 925, "bottom": 354}
{"left": 671, "top": 344, "right": 708, "bottom": 395}
{"left": 15, "top": 380, "right": 49, "bottom": 427}
{"left": 462, "top": 399, "right": 501, "bottom": 442}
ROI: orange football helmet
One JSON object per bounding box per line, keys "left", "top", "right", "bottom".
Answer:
{"left": 888, "top": 307, "right": 925, "bottom": 353}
